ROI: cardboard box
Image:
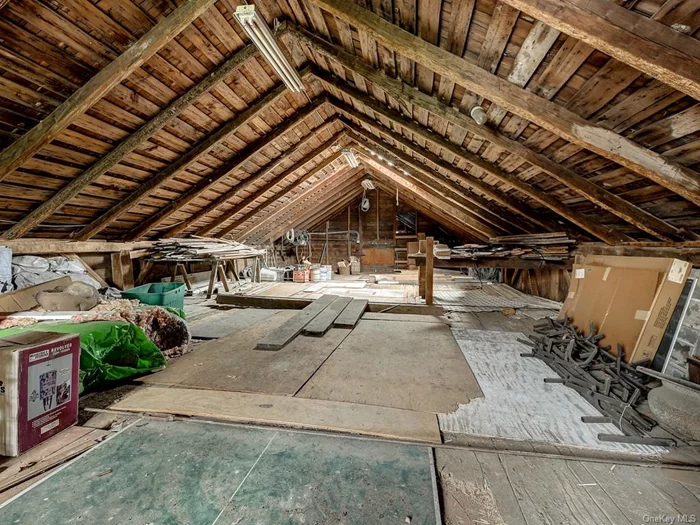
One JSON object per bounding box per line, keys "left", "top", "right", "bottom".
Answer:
{"left": 0, "top": 276, "right": 72, "bottom": 313}
{"left": 0, "top": 332, "right": 81, "bottom": 456}
{"left": 561, "top": 255, "right": 691, "bottom": 364}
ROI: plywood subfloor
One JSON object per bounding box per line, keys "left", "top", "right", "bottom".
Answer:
{"left": 296, "top": 319, "right": 482, "bottom": 413}
{"left": 141, "top": 310, "right": 352, "bottom": 396}
{"left": 188, "top": 308, "right": 282, "bottom": 339}
{"left": 112, "top": 386, "right": 441, "bottom": 443}
{"left": 439, "top": 329, "right": 665, "bottom": 456}
{"left": 436, "top": 448, "right": 700, "bottom": 525}
{"left": 0, "top": 420, "right": 440, "bottom": 524}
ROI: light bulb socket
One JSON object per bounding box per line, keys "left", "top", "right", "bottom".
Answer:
{"left": 470, "top": 105, "right": 488, "bottom": 126}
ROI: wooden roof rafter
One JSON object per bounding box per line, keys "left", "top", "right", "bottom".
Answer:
{"left": 124, "top": 95, "right": 332, "bottom": 240}
{"left": 358, "top": 157, "right": 497, "bottom": 241}
{"left": 160, "top": 116, "right": 342, "bottom": 238}
{"left": 499, "top": 0, "right": 700, "bottom": 100}
{"left": 255, "top": 176, "right": 366, "bottom": 243}
{"left": 299, "top": 2, "right": 700, "bottom": 205}
{"left": 290, "top": 27, "right": 694, "bottom": 241}
{"left": 200, "top": 142, "right": 349, "bottom": 238}
{"left": 241, "top": 164, "right": 363, "bottom": 242}
{"left": 0, "top": 0, "right": 222, "bottom": 178}
{"left": 0, "top": 0, "right": 699, "bottom": 245}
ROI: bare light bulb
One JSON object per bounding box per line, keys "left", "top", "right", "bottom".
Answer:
{"left": 470, "top": 105, "right": 487, "bottom": 126}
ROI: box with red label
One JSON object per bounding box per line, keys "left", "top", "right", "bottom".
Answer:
{"left": 0, "top": 332, "right": 80, "bottom": 457}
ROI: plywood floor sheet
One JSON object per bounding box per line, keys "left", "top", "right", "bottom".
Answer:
{"left": 296, "top": 319, "right": 482, "bottom": 413}
{"left": 112, "top": 386, "right": 441, "bottom": 443}
{"left": 0, "top": 420, "right": 440, "bottom": 524}
{"left": 188, "top": 308, "right": 282, "bottom": 339}
{"left": 141, "top": 310, "right": 352, "bottom": 396}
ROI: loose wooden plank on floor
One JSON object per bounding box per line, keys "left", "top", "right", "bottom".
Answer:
{"left": 0, "top": 427, "right": 109, "bottom": 495}
{"left": 333, "top": 299, "right": 368, "bottom": 328}
{"left": 257, "top": 294, "right": 338, "bottom": 350}
{"left": 296, "top": 319, "right": 482, "bottom": 412}
{"left": 216, "top": 293, "right": 444, "bottom": 315}
{"left": 302, "top": 296, "right": 352, "bottom": 336}
{"left": 111, "top": 386, "right": 441, "bottom": 443}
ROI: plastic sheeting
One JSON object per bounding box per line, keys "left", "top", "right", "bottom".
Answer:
{"left": 9, "top": 255, "right": 102, "bottom": 291}
{"left": 0, "top": 247, "right": 11, "bottom": 293}
{"left": 0, "top": 321, "right": 167, "bottom": 393}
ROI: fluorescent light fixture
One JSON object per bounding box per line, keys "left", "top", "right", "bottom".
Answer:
{"left": 234, "top": 5, "right": 305, "bottom": 93}
{"left": 342, "top": 148, "right": 359, "bottom": 168}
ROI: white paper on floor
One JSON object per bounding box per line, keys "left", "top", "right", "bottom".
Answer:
{"left": 440, "top": 329, "right": 666, "bottom": 456}
{"left": 302, "top": 282, "right": 367, "bottom": 293}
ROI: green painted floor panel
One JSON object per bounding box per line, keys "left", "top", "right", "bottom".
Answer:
{"left": 0, "top": 420, "right": 438, "bottom": 525}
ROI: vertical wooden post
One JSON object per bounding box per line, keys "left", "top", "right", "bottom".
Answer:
{"left": 135, "top": 260, "right": 154, "bottom": 286}
{"left": 325, "top": 221, "right": 330, "bottom": 265}
{"left": 110, "top": 250, "right": 134, "bottom": 290}
{"left": 347, "top": 206, "right": 351, "bottom": 259}
{"left": 417, "top": 233, "right": 426, "bottom": 299}
{"left": 376, "top": 190, "right": 380, "bottom": 240}
{"left": 425, "top": 236, "right": 434, "bottom": 306}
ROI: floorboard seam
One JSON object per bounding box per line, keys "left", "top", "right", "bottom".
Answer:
{"left": 211, "top": 431, "right": 279, "bottom": 525}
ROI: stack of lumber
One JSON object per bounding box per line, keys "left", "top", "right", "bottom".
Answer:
{"left": 451, "top": 232, "right": 574, "bottom": 262}
{"left": 150, "top": 237, "right": 264, "bottom": 260}
{"left": 433, "top": 243, "right": 451, "bottom": 258}
{"left": 257, "top": 295, "right": 368, "bottom": 350}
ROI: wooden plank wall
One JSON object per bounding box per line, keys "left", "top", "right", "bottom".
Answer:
{"left": 304, "top": 191, "right": 463, "bottom": 271}
{"left": 504, "top": 267, "right": 571, "bottom": 303}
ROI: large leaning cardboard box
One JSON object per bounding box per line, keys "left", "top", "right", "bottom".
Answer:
{"left": 561, "top": 255, "right": 691, "bottom": 364}
{"left": 0, "top": 332, "right": 81, "bottom": 456}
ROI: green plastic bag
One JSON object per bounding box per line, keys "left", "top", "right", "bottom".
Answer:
{"left": 0, "top": 321, "right": 166, "bottom": 393}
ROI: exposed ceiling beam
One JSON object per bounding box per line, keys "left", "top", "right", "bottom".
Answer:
{"left": 295, "top": 28, "right": 691, "bottom": 240}
{"left": 371, "top": 178, "right": 475, "bottom": 240}
{"left": 359, "top": 159, "right": 494, "bottom": 241}
{"left": 124, "top": 97, "right": 329, "bottom": 240}
{"left": 500, "top": 0, "right": 700, "bottom": 100}
{"left": 342, "top": 114, "right": 629, "bottom": 244}
{"left": 296, "top": 6, "right": 700, "bottom": 205}
{"left": 0, "top": 0, "right": 220, "bottom": 179}
{"left": 324, "top": 90, "right": 557, "bottom": 231}
{"left": 260, "top": 178, "right": 365, "bottom": 243}
{"left": 163, "top": 117, "right": 340, "bottom": 239}
{"left": 73, "top": 75, "right": 301, "bottom": 241}
{"left": 198, "top": 140, "right": 346, "bottom": 237}
{"left": 246, "top": 166, "right": 361, "bottom": 242}
{"left": 0, "top": 41, "right": 266, "bottom": 241}
{"left": 216, "top": 151, "right": 348, "bottom": 238}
